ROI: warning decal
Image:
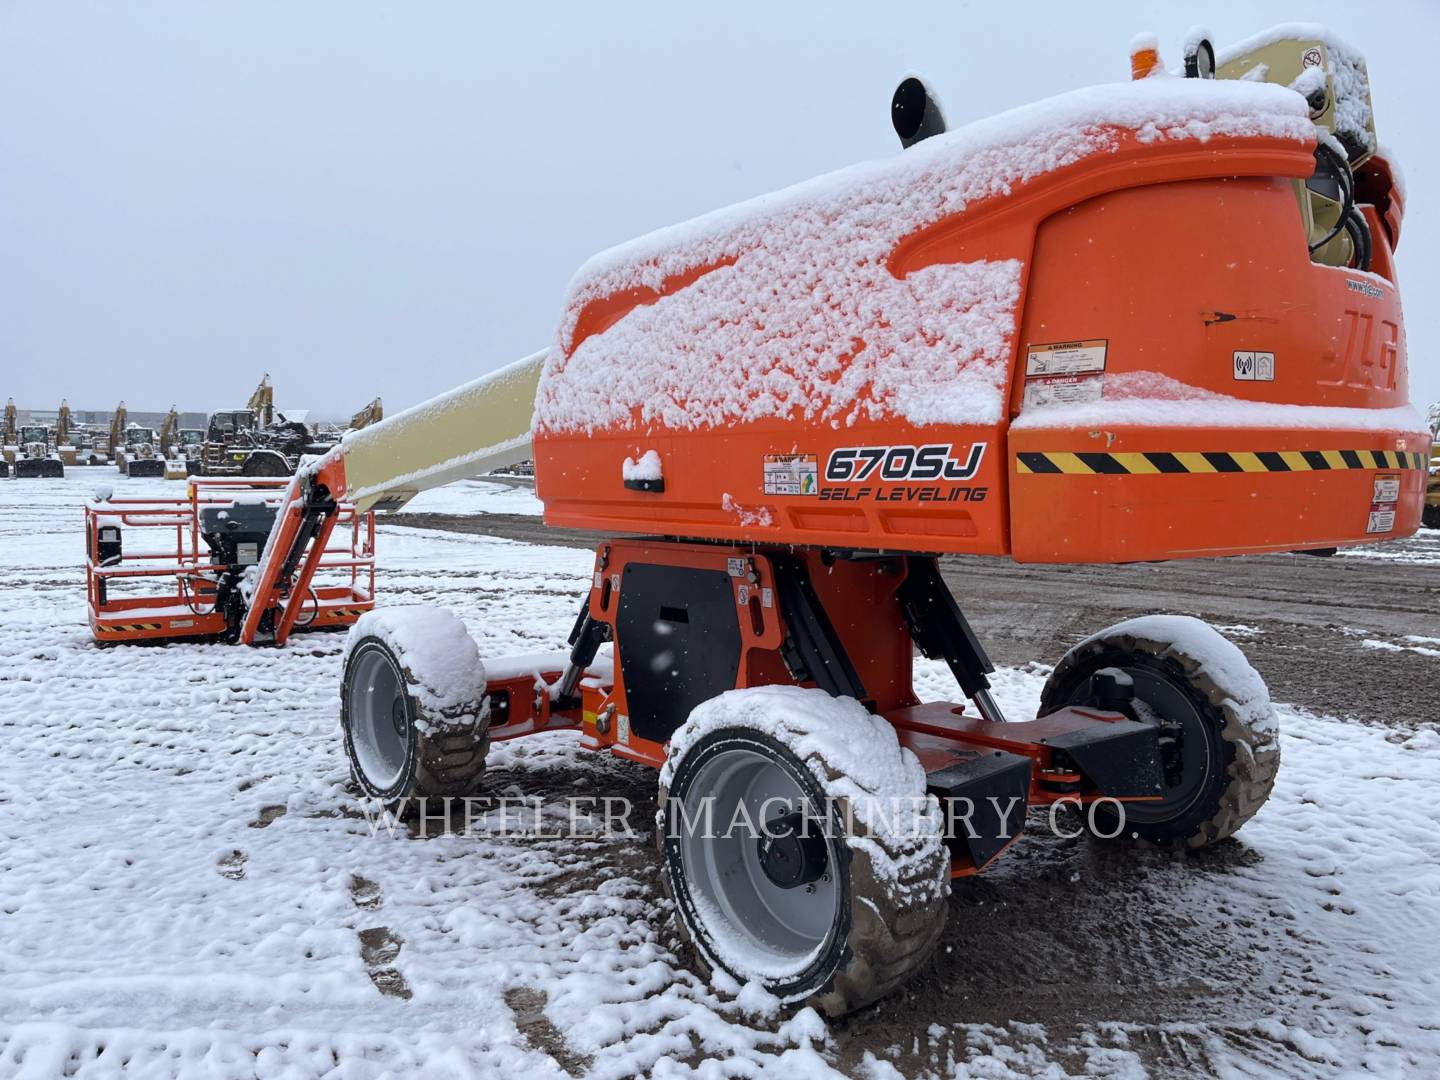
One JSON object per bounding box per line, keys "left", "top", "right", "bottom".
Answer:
{"left": 1368, "top": 472, "right": 1400, "bottom": 534}
{"left": 1373, "top": 475, "right": 1401, "bottom": 504}
{"left": 1026, "top": 339, "right": 1108, "bottom": 376}
{"left": 1024, "top": 340, "right": 1107, "bottom": 409}
{"left": 1368, "top": 510, "right": 1397, "bottom": 534}
{"left": 764, "top": 453, "right": 818, "bottom": 496}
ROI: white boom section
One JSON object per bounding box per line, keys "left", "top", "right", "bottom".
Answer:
{"left": 335, "top": 350, "right": 545, "bottom": 512}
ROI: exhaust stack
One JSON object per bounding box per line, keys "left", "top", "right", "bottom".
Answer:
{"left": 891, "top": 76, "right": 947, "bottom": 148}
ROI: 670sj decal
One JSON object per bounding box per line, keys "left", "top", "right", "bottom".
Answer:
{"left": 766, "top": 443, "right": 990, "bottom": 503}
{"left": 824, "top": 443, "right": 986, "bottom": 483}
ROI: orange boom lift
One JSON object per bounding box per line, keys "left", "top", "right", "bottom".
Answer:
{"left": 230, "top": 28, "right": 1425, "bottom": 1015}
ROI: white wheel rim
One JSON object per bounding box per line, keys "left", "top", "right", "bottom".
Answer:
{"left": 349, "top": 647, "right": 409, "bottom": 791}
{"left": 677, "top": 744, "right": 840, "bottom": 980}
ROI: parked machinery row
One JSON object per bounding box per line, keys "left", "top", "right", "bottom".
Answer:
{"left": 2, "top": 379, "right": 382, "bottom": 480}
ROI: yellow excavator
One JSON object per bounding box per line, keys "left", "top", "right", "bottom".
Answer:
{"left": 248, "top": 374, "right": 276, "bottom": 430}
{"left": 157, "top": 406, "right": 190, "bottom": 479}
{"left": 5, "top": 402, "right": 65, "bottom": 477}
{"left": 107, "top": 402, "right": 127, "bottom": 467}
{"left": 108, "top": 402, "right": 164, "bottom": 477}
{"left": 2, "top": 397, "right": 64, "bottom": 477}
{"left": 349, "top": 397, "right": 383, "bottom": 432}
{"left": 1, "top": 398, "right": 17, "bottom": 475}
{"left": 54, "top": 400, "right": 78, "bottom": 467}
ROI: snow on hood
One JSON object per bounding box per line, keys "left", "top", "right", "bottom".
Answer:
{"left": 538, "top": 77, "right": 1312, "bottom": 437}
{"left": 1012, "top": 374, "right": 1428, "bottom": 435}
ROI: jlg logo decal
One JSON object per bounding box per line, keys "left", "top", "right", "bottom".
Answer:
{"left": 824, "top": 443, "right": 987, "bottom": 483}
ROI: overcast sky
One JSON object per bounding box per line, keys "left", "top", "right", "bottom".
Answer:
{"left": 2, "top": 1, "right": 1436, "bottom": 417}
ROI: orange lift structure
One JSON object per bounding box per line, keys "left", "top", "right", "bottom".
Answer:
{"left": 122, "top": 28, "right": 1431, "bottom": 1014}
{"left": 86, "top": 478, "right": 374, "bottom": 644}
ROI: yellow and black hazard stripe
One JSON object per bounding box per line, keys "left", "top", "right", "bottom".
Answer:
{"left": 106, "top": 622, "right": 164, "bottom": 632}
{"left": 317, "top": 606, "right": 369, "bottom": 620}
{"left": 1015, "top": 449, "right": 1428, "bottom": 476}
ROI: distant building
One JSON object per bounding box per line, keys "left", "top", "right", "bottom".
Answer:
{"left": 17, "top": 407, "right": 206, "bottom": 429}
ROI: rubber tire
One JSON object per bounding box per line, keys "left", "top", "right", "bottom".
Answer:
{"left": 1040, "top": 617, "right": 1279, "bottom": 849}
{"left": 341, "top": 633, "right": 490, "bottom": 818}
{"left": 1423, "top": 503, "right": 1440, "bottom": 530}
{"left": 243, "top": 450, "right": 292, "bottom": 477}
{"left": 657, "top": 695, "right": 949, "bottom": 1018}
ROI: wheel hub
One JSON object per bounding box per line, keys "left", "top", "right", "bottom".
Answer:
{"left": 392, "top": 696, "right": 407, "bottom": 738}
{"left": 757, "top": 811, "right": 828, "bottom": 890}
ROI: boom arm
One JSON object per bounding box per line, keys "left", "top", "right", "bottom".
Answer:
{"left": 247, "top": 375, "right": 274, "bottom": 430}
{"left": 109, "top": 402, "right": 127, "bottom": 456}
{"left": 3, "top": 399, "right": 17, "bottom": 445}
{"left": 159, "top": 406, "right": 179, "bottom": 458}
{"left": 334, "top": 350, "right": 544, "bottom": 512}
{"left": 349, "top": 397, "right": 384, "bottom": 431}
{"left": 56, "top": 400, "right": 71, "bottom": 446}
{"left": 239, "top": 349, "right": 544, "bottom": 646}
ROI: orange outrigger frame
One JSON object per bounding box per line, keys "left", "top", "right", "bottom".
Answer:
{"left": 86, "top": 477, "right": 375, "bottom": 645}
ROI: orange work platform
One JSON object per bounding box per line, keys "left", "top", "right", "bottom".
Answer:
{"left": 85, "top": 478, "right": 374, "bottom": 645}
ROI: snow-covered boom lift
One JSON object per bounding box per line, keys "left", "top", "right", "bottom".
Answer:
{"left": 282, "top": 27, "right": 1430, "bottom": 1016}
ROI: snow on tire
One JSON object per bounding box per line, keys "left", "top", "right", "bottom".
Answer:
{"left": 656, "top": 685, "right": 949, "bottom": 1017}
{"left": 1040, "top": 614, "right": 1280, "bottom": 849}
{"left": 341, "top": 607, "right": 491, "bottom": 815}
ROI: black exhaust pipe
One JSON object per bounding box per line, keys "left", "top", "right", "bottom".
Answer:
{"left": 891, "top": 76, "right": 947, "bottom": 149}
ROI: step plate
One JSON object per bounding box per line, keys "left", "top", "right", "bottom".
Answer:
{"left": 924, "top": 749, "right": 1032, "bottom": 872}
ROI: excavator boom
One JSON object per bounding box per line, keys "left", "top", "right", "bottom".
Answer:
{"left": 159, "top": 406, "right": 180, "bottom": 459}
{"left": 349, "top": 397, "right": 384, "bottom": 432}
{"left": 247, "top": 375, "right": 274, "bottom": 430}
{"left": 108, "top": 402, "right": 127, "bottom": 458}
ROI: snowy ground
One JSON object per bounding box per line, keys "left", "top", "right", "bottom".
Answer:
{"left": 1, "top": 471, "right": 1438, "bottom": 1077}
{"left": 1333, "top": 526, "right": 1440, "bottom": 566}
{"left": 398, "top": 477, "right": 542, "bottom": 518}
